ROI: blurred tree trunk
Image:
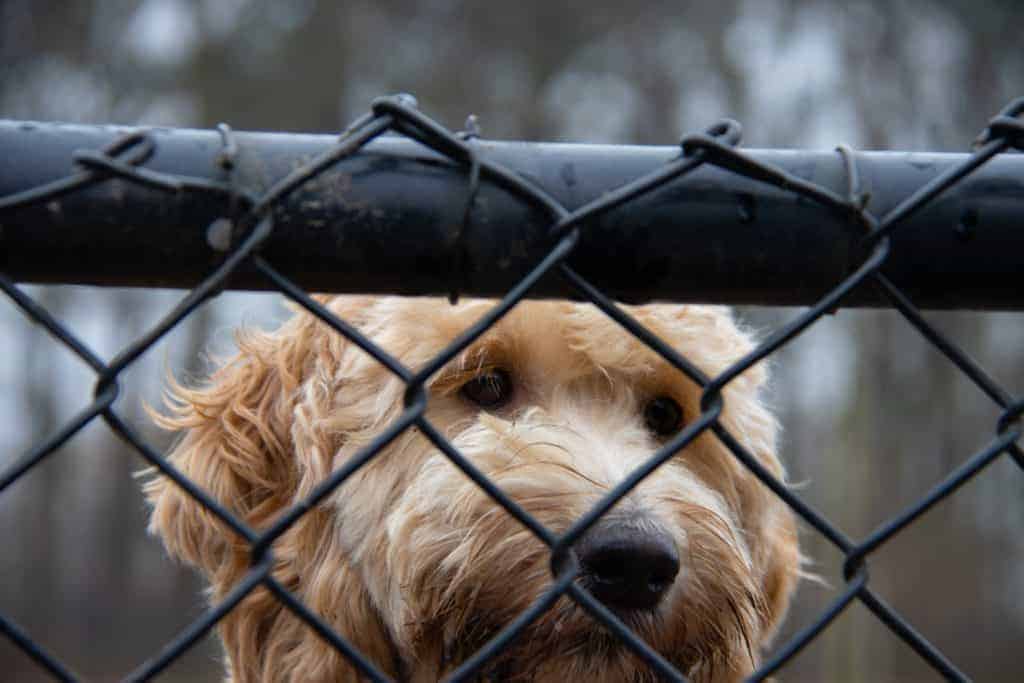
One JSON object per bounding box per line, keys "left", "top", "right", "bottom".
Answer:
{"left": 89, "top": 291, "right": 147, "bottom": 658}
{"left": 16, "top": 287, "right": 69, "bottom": 649}
{"left": 165, "top": 305, "right": 216, "bottom": 610}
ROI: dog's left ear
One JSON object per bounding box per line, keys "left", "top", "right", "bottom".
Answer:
{"left": 692, "top": 308, "right": 800, "bottom": 648}
{"left": 755, "top": 504, "right": 800, "bottom": 646}
{"left": 728, "top": 382, "right": 800, "bottom": 648}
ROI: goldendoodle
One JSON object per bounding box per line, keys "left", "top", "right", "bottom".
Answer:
{"left": 146, "top": 296, "right": 799, "bottom": 682}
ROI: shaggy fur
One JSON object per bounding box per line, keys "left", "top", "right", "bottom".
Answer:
{"left": 145, "top": 297, "right": 799, "bottom": 682}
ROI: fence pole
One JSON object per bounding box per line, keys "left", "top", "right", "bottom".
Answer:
{"left": 1, "top": 120, "right": 1021, "bottom": 308}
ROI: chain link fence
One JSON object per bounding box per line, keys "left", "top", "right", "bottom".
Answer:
{"left": 1, "top": 95, "right": 1022, "bottom": 682}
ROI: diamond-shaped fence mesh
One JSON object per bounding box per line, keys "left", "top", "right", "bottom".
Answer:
{"left": 0, "top": 95, "right": 1022, "bottom": 682}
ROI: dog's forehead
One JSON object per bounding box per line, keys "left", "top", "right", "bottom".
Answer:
{"left": 439, "top": 298, "right": 622, "bottom": 342}
{"left": 426, "top": 298, "right": 710, "bottom": 380}
{"left": 346, "top": 297, "right": 748, "bottom": 385}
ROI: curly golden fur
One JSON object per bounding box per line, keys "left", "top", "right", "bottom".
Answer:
{"left": 145, "top": 296, "right": 799, "bottom": 682}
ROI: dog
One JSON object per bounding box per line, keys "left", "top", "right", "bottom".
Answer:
{"left": 145, "top": 296, "right": 799, "bottom": 682}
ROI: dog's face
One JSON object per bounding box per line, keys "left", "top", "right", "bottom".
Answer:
{"left": 146, "top": 297, "right": 799, "bottom": 683}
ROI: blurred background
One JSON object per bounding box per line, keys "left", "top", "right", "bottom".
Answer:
{"left": 1, "top": 0, "right": 1022, "bottom": 681}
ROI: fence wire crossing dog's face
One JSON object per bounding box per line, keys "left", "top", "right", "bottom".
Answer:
{"left": 146, "top": 297, "right": 799, "bottom": 682}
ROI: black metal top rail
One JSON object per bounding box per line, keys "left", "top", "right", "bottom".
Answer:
{"left": 1, "top": 119, "right": 1022, "bottom": 309}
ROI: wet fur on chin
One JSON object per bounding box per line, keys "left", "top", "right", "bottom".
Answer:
{"left": 144, "top": 296, "right": 801, "bottom": 683}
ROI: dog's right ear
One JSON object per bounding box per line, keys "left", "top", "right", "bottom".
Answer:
{"left": 146, "top": 295, "right": 410, "bottom": 681}
{"left": 144, "top": 296, "right": 372, "bottom": 584}
{"left": 144, "top": 316, "right": 312, "bottom": 583}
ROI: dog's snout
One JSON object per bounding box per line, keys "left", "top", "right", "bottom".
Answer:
{"left": 576, "top": 522, "right": 680, "bottom": 611}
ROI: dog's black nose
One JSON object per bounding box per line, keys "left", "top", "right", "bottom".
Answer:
{"left": 576, "top": 521, "right": 680, "bottom": 611}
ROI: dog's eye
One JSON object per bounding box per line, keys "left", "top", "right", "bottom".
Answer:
{"left": 461, "top": 369, "right": 513, "bottom": 409}
{"left": 644, "top": 396, "right": 684, "bottom": 436}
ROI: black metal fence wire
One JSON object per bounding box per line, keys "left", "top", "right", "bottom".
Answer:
{"left": 1, "top": 94, "right": 1023, "bottom": 682}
